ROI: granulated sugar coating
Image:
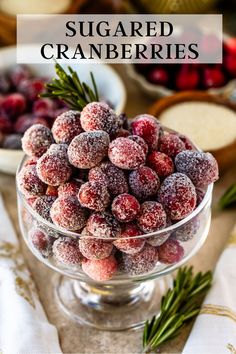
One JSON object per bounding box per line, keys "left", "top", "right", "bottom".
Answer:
{"left": 158, "top": 173, "right": 197, "bottom": 221}
{"left": 158, "top": 238, "right": 184, "bottom": 264}
{"left": 52, "top": 110, "right": 82, "bottom": 144}
{"left": 113, "top": 223, "right": 145, "bottom": 254}
{"left": 108, "top": 137, "right": 146, "bottom": 170}
{"left": 82, "top": 255, "right": 118, "bottom": 281}
{"left": 33, "top": 195, "right": 56, "bottom": 222}
{"left": 22, "top": 124, "right": 54, "bottom": 157}
{"left": 50, "top": 196, "right": 87, "bottom": 231}
{"left": 159, "top": 133, "right": 186, "bottom": 158}
{"left": 58, "top": 179, "right": 83, "bottom": 197}
{"left": 122, "top": 244, "right": 159, "bottom": 275}
{"left": 29, "top": 227, "right": 53, "bottom": 258}
{"left": 175, "top": 151, "right": 219, "bottom": 188}
{"left": 129, "top": 166, "right": 160, "bottom": 200}
{"left": 128, "top": 135, "right": 148, "bottom": 156}
{"left": 87, "top": 212, "right": 121, "bottom": 239}
{"left": 80, "top": 102, "right": 119, "bottom": 135}
{"left": 68, "top": 130, "right": 110, "bottom": 169}
{"left": 53, "top": 237, "right": 83, "bottom": 266}
{"left": 138, "top": 201, "right": 167, "bottom": 234}
{"left": 147, "top": 151, "right": 174, "bottom": 178}
{"left": 79, "top": 229, "right": 113, "bottom": 260}
{"left": 111, "top": 193, "right": 140, "bottom": 222}
{"left": 88, "top": 161, "right": 128, "bottom": 196}
{"left": 131, "top": 114, "right": 161, "bottom": 151}
{"left": 78, "top": 181, "right": 110, "bottom": 211}
{"left": 17, "top": 165, "right": 47, "bottom": 197}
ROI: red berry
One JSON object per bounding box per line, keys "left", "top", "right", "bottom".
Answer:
{"left": 1, "top": 93, "right": 26, "bottom": 118}
{"left": 137, "top": 201, "right": 167, "bottom": 234}
{"left": 50, "top": 196, "right": 87, "bottom": 231}
{"left": 159, "top": 133, "right": 186, "bottom": 158}
{"left": 147, "top": 67, "right": 168, "bottom": 85}
{"left": 52, "top": 110, "right": 83, "bottom": 144}
{"left": 82, "top": 255, "right": 118, "bottom": 281}
{"left": 224, "top": 54, "right": 236, "bottom": 76}
{"left": 0, "top": 116, "right": 13, "bottom": 134}
{"left": 131, "top": 114, "right": 161, "bottom": 150}
{"left": 158, "top": 239, "right": 184, "bottom": 264}
{"left": 0, "top": 73, "right": 11, "bottom": 93}
{"left": 176, "top": 133, "right": 196, "bottom": 151}
{"left": 112, "top": 128, "right": 130, "bottom": 139}
{"left": 176, "top": 66, "right": 199, "bottom": 90}
{"left": 29, "top": 227, "right": 53, "bottom": 257}
{"left": 78, "top": 181, "right": 110, "bottom": 211}
{"left": 122, "top": 244, "right": 158, "bottom": 275}
{"left": 158, "top": 173, "right": 197, "bottom": 220}
{"left": 128, "top": 135, "right": 148, "bottom": 156}
{"left": 175, "top": 150, "right": 219, "bottom": 188}
{"left": 68, "top": 131, "right": 110, "bottom": 169}
{"left": 33, "top": 98, "right": 55, "bottom": 117}
{"left": 203, "top": 67, "right": 225, "bottom": 88}
{"left": 80, "top": 102, "right": 119, "bottom": 135}
{"left": 3, "top": 134, "right": 22, "bottom": 149}
{"left": 22, "top": 124, "right": 54, "bottom": 157}
{"left": 79, "top": 227, "right": 113, "bottom": 260}
{"left": 172, "top": 216, "right": 200, "bottom": 242}
{"left": 58, "top": 179, "right": 83, "bottom": 197}
{"left": 46, "top": 185, "right": 58, "bottom": 197}
{"left": 89, "top": 161, "right": 128, "bottom": 196}
{"left": 224, "top": 37, "right": 236, "bottom": 56}
{"left": 53, "top": 237, "right": 83, "bottom": 266}
{"left": 9, "top": 64, "right": 31, "bottom": 87}
{"left": 147, "top": 151, "right": 174, "bottom": 178}
{"left": 87, "top": 212, "right": 121, "bottom": 239}
{"left": 108, "top": 137, "right": 145, "bottom": 170}
{"left": 33, "top": 195, "right": 56, "bottom": 221}
{"left": 112, "top": 193, "right": 140, "bottom": 222}
{"left": 17, "top": 165, "right": 47, "bottom": 197}
{"left": 19, "top": 78, "right": 45, "bottom": 101}
{"left": 114, "top": 223, "right": 145, "bottom": 254}
{"left": 14, "top": 114, "right": 34, "bottom": 134}
{"left": 129, "top": 166, "right": 160, "bottom": 200}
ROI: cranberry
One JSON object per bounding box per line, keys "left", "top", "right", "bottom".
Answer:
{"left": 128, "top": 135, "right": 148, "bottom": 156}
{"left": 3, "top": 134, "right": 21, "bottom": 149}
{"left": 50, "top": 196, "right": 87, "bottom": 231}
{"left": 114, "top": 223, "right": 145, "bottom": 255}
{"left": 78, "top": 181, "right": 110, "bottom": 211}
{"left": 53, "top": 237, "right": 83, "bottom": 266}
{"left": 1, "top": 93, "right": 26, "bottom": 118}
{"left": 87, "top": 212, "right": 121, "bottom": 239}
{"left": 14, "top": 114, "right": 34, "bottom": 134}
{"left": 147, "top": 67, "right": 169, "bottom": 85}
{"left": 159, "top": 133, "right": 186, "bottom": 158}
{"left": 112, "top": 128, "right": 130, "bottom": 139}
{"left": 0, "top": 73, "right": 11, "bottom": 93}
{"left": 131, "top": 114, "right": 161, "bottom": 150}
{"left": 176, "top": 133, "right": 196, "bottom": 151}
{"left": 29, "top": 228, "right": 53, "bottom": 257}
{"left": 224, "top": 37, "right": 236, "bottom": 56}
{"left": 108, "top": 137, "right": 145, "bottom": 170}
{"left": 68, "top": 131, "right": 110, "bottom": 169}
{"left": 137, "top": 201, "right": 167, "bottom": 234}
{"left": 147, "top": 151, "right": 174, "bottom": 178}
{"left": 117, "top": 113, "right": 128, "bottom": 129}
{"left": 158, "top": 239, "right": 184, "bottom": 264}
{"left": 89, "top": 161, "right": 128, "bottom": 196}
{"left": 203, "top": 67, "right": 225, "bottom": 88}
{"left": 82, "top": 255, "right": 118, "bottom": 281}
{"left": 122, "top": 244, "right": 158, "bottom": 275}
{"left": 0, "top": 116, "right": 13, "bottom": 134}
{"left": 33, "top": 195, "right": 56, "bottom": 222}
{"left": 79, "top": 228, "right": 113, "bottom": 260}
{"left": 58, "top": 179, "right": 83, "bottom": 197}
{"left": 17, "top": 165, "right": 47, "bottom": 197}
{"left": 224, "top": 54, "right": 236, "bottom": 76}
{"left": 158, "top": 173, "right": 197, "bottom": 220}
{"left": 22, "top": 124, "right": 54, "bottom": 157}
{"left": 129, "top": 166, "right": 160, "bottom": 200}
{"left": 172, "top": 216, "right": 200, "bottom": 242}
{"left": 52, "top": 110, "right": 83, "bottom": 144}
{"left": 9, "top": 64, "right": 32, "bottom": 87}
{"left": 175, "top": 66, "right": 199, "bottom": 90}
{"left": 112, "top": 193, "right": 140, "bottom": 222}
{"left": 175, "top": 150, "right": 219, "bottom": 188}
{"left": 80, "top": 101, "right": 119, "bottom": 135}
{"left": 33, "top": 98, "right": 55, "bottom": 117}
{"left": 19, "top": 78, "right": 45, "bottom": 101}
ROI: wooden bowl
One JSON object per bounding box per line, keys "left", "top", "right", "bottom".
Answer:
{"left": 149, "top": 91, "right": 236, "bottom": 172}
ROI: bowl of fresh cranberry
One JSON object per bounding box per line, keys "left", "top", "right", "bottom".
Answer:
{"left": 127, "top": 36, "right": 236, "bottom": 98}
{"left": 16, "top": 102, "right": 218, "bottom": 330}
{"left": 0, "top": 46, "right": 126, "bottom": 174}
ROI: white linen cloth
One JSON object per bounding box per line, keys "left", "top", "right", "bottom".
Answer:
{"left": 183, "top": 225, "right": 236, "bottom": 354}
{"left": 0, "top": 193, "right": 62, "bottom": 354}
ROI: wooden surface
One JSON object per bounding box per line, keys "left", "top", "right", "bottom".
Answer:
{"left": 1, "top": 65, "right": 236, "bottom": 353}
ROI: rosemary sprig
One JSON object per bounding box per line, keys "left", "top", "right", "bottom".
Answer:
{"left": 219, "top": 183, "right": 236, "bottom": 210}
{"left": 41, "top": 63, "right": 99, "bottom": 110}
{"left": 143, "top": 266, "right": 212, "bottom": 353}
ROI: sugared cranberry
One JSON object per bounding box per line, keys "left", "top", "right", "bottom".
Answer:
{"left": 112, "top": 128, "right": 130, "bottom": 139}
{"left": 53, "top": 237, "right": 83, "bottom": 266}
{"left": 82, "top": 255, "right": 118, "bottom": 281}
{"left": 177, "top": 133, "right": 196, "bottom": 151}
{"left": 175, "top": 66, "right": 199, "bottom": 90}
{"left": 80, "top": 102, "right": 119, "bottom": 135}
{"left": 175, "top": 151, "right": 219, "bottom": 188}
{"left": 158, "top": 173, "right": 197, "bottom": 220}
{"left": 50, "top": 196, "right": 87, "bottom": 231}
{"left": 196, "top": 187, "right": 206, "bottom": 205}
{"left": 89, "top": 161, "right": 128, "bottom": 196}
{"left": 14, "top": 114, "right": 34, "bottom": 134}
{"left": 158, "top": 239, "right": 184, "bottom": 264}
{"left": 22, "top": 124, "right": 54, "bottom": 157}
{"left": 203, "top": 67, "right": 225, "bottom": 89}
{"left": 52, "top": 110, "right": 82, "bottom": 144}
{"left": 224, "top": 54, "right": 236, "bottom": 76}
{"left": 33, "top": 98, "right": 55, "bottom": 117}
{"left": 122, "top": 244, "right": 158, "bottom": 275}
{"left": 147, "top": 151, "right": 174, "bottom": 178}
{"left": 1, "top": 93, "right": 26, "bottom": 118}
{"left": 224, "top": 38, "right": 236, "bottom": 56}
{"left": 79, "top": 228, "right": 113, "bottom": 260}
{"left": 87, "top": 212, "right": 121, "bottom": 239}
{"left": 131, "top": 114, "right": 161, "bottom": 150}
{"left": 114, "top": 223, "right": 145, "bottom": 254}
{"left": 108, "top": 137, "right": 145, "bottom": 170}
{"left": 68, "top": 130, "right": 110, "bottom": 169}
{"left": 58, "top": 179, "right": 83, "bottom": 197}
{"left": 17, "top": 165, "right": 47, "bottom": 197}
{"left": 33, "top": 195, "right": 56, "bottom": 222}
{"left": 159, "top": 133, "right": 186, "bottom": 158}
{"left": 137, "top": 201, "right": 167, "bottom": 234}
{"left": 78, "top": 181, "right": 110, "bottom": 211}
{"left": 29, "top": 228, "right": 53, "bottom": 257}
{"left": 128, "top": 135, "right": 148, "bottom": 156}
{"left": 9, "top": 64, "right": 31, "bottom": 87}
{"left": 172, "top": 216, "right": 200, "bottom": 242}
{"left": 24, "top": 157, "right": 37, "bottom": 167}
{"left": 129, "top": 166, "right": 160, "bottom": 200}
{"left": 147, "top": 217, "right": 172, "bottom": 246}
{"left": 111, "top": 193, "right": 140, "bottom": 222}
{"left": 147, "top": 67, "right": 169, "bottom": 85}
{"left": 0, "top": 116, "right": 13, "bottom": 134}
{"left": 19, "top": 78, "right": 45, "bottom": 101}
{"left": 3, "top": 134, "right": 21, "bottom": 149}
{"left": 117, "top": 113, "right": 128, "bottom": 129}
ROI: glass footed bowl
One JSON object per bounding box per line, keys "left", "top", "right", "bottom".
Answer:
{"left": 17, "top": 155, "right": 213, "bottom": 331}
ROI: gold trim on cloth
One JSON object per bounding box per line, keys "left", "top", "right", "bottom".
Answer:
{"left": 200, "top": 304, "right": 236, "bottom": 323}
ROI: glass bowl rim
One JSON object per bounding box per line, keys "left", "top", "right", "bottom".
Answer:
{"left": 16, "top": 154, "right": 213, "bottom": 241}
